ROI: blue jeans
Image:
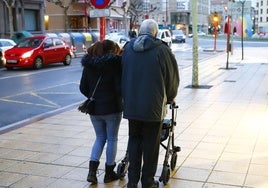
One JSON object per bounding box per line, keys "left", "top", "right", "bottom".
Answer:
{"left": 90, "top": 112, "right": 122, "bottom": 165}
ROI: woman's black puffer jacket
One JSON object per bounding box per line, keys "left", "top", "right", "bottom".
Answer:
{"left": 79, "top": 53, "right": 122, "bottom": 115}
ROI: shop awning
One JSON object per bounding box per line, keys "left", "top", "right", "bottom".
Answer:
{"left": 109, "top": 9, "right": 124, "bottom": 19}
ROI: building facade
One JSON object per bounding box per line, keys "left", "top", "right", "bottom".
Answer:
{"left": 256, "top": 0, "right": 268, "bottom": 34}
{"left": 0, "top": 0, "right": 45, "bottom": 38}
{"left": 44, "top": 0, "right": 126, "bottom": 34}
{"left": 140, "top": 0, "right": 210, "bottom": 36}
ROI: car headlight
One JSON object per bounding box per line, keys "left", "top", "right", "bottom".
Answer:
{"left": 21, "top": 50, "right": 33, "bottom": 59}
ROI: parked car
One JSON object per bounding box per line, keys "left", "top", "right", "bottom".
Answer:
{"left": 105, "top": 33, "right": 130, "bottom": 48}
{"left": 171, "top": 29, "right": 186, "bottom": 43}
{"left": 197, "top": 31, "right": 206, "bottom": 36}
{"left": 0, "top": 39, "right": 16, "bottom": 66}
{"left": 157, "top": 29, "right": 172, "bottom": 47}
{"left": 4, "top": 35, "right": 72, "bottom": 70}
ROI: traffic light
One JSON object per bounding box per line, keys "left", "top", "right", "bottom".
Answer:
{"left": 213, "top": 12, "right": 219, "bottom": 27}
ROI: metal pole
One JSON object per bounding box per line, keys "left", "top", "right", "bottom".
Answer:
{"left": 230, "top": 1, "right": 234, "bottom": 55}
{"left": 84, "top": 0, "right": 88, "bottom": 32}
{"left": 240, "top": 0, "right": 245, "bottom": 60}
{"left": 214, "top": 26, "right": 217, "bottom": 51}
{"left": 100, "top": 17, "right": 106, "bottom": 41}
{"left": 226, "top": 15, "right": 230, "bottom": 69}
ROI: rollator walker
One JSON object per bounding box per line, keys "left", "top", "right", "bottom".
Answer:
{"left": 117, "top": 102, "right": 181, "bottom": 185}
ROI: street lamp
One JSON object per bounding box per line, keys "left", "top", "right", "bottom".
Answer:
{"left": 44, "top": 15, "right": 49, "bottom": 31}
{"left": 240, "top": 0, "right": 246, "bottom": 60}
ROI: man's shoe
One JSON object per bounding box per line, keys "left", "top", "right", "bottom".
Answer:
{"left": 151, "top": 180, "right": 159, "bottom": 188}
{"left": 123, "top": 183, "right": 138, "bottom": 188}
{"left": 142, "top": 180, "right": 159, "bottom": 188}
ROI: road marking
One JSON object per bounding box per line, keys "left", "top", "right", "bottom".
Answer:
{"left": 0, "top": 82, "right": 80, "bottom": 108}
{"left": 0, "top": 98, "right": 58, "bottom": 108}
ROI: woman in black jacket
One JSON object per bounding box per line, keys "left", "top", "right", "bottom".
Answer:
{"left": 79, "top": 40, "right": 122, "bottom": 185}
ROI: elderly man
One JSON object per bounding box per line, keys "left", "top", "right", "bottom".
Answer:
{"left": 121, "top": 19, "right": 180, "bottom": 188}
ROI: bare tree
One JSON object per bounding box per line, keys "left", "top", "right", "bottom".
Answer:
{"left": 128, "top": 0, "right": 144, "bottom": 30}
{"left": 3, "top": 0, "right": 16, "bottom": 38}
{"left": 46, "top": 0, "right": 77, "bottom": 32}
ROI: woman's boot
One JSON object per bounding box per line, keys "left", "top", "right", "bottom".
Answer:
{"left": 104, "top": 163, "right": 119, "bottom": 183}
{"left": 87, "top": 161, "right": 100, "bottom": 184}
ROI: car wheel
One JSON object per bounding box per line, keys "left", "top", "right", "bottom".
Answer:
{"left": 33, "top": 57, "right": 43, "bottom": 70}
{"left": 6, "top": 67, "right": 13, "bottom": 70}
{"left": 63, "top": 54, "right": 71, "bottom": 66}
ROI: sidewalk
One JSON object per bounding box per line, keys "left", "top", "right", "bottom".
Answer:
{"left": 0, "top": 47, "right": 268, "bottom": 188}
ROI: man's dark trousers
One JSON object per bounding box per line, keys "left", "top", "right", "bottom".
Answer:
{"left": 127, "top": 120, "right": 162, "bottom": 187}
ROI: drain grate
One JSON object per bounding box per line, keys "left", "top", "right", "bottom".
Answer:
{"left": 219, "top": 67, "right": 237, "bottom": 70}
{"left": 185, "top": 85, "right": 213, "bottom": 89}
{"left": 224, "top": 80, "right": 236, "bottom": 82}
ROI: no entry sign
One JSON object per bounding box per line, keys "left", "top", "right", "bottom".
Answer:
{"left": 90, "top": 0, "right": 110, "bottom": 9}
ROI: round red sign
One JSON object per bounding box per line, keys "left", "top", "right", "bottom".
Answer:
{"left": 90, "top": 0, "right": 110, "bottom": 9}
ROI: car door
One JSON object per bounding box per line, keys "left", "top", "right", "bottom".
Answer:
{"left": 52, "top": 38, "right": 67, "bottom": 62}
{"left": 43, "top": 38, "right": 56, "bottom": 63}
{"left": 165, "top": 31, "right": 172, "bottom": 43}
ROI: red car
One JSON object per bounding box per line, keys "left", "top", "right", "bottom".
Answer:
{"left": 4, "top": 35, "right": 73, "bottom": 70}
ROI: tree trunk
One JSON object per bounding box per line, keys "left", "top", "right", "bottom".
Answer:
{"left": 191, "top": 0, "right": 199, "bottom": 87}
{"left": 8, "top": 5, "right": 14, "bottom": 38}
{"left": 64, "top": 7, "right": 68, "bottom": 32}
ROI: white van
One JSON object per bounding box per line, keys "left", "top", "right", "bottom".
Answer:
{"left": 157, "top": 29, "right": 172, "bottom": 47}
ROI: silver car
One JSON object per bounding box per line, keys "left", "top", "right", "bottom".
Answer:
{"left": 0, "top": 39, "right": 16, "bottom": 65}
{"left": 171, "top": 30, "right": 186, "bottom": 43}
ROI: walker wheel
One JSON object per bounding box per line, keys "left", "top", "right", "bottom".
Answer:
{"left": 170, "top": 153, "right": 177, "bottom": 171}
{"left": 117, "top": 162, "right": 127, "bottom": 178}
{"left": 159, "top": 166, "right": 170, "bottom": 185}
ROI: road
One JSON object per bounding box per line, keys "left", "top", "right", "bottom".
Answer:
{"left": 0, "top": 59, "right": 84, "bottom": 131}
{"left": 0, "top": 38, "right": 267, "bottom": 132}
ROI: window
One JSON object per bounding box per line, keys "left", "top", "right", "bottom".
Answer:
{"left": 44, "top": 39, "right": 53, "bottom": 48}
{"left": 165, "top": 31, "right": 171, "bottom": 37}
{"left": 24, "top": 10, "right": 38, "bottom": 31}
{"left": 54, "top": 38, "right": 63, "bottom": 46}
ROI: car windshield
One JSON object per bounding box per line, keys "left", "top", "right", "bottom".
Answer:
{"left": 172, "top": 30, "right": 183, "bottom": 35}
{"left": 0, "top": 41, "right": 14, "bottom": 47}
{"left": 17, "top": 38, "right": 43, "bottom": 47}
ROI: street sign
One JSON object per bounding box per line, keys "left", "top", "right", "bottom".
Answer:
{"left": 89, "top": 8, "right": 110, "bottom": 18}
{"left": 90, "top": 0, "right": 110, "bottom": 9}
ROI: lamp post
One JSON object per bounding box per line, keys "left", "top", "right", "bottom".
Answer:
{"left": 240, "top": 0, "right": 246, "bottom": 60}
